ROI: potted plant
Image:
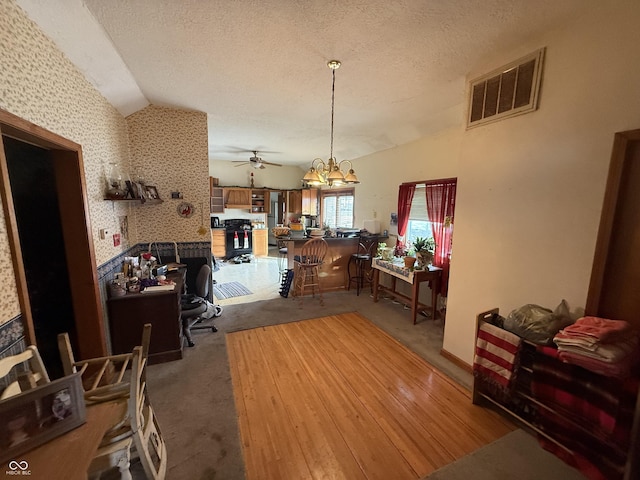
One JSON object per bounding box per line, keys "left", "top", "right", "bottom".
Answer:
{"left": 413, "top": 236, "right": 436, "bottom": 269}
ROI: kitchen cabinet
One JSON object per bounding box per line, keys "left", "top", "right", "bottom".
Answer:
{"left": 224, "top": 188, "right": 251, "bottom": 209}
{"left": 211, "top": 229, "right": 226, "bottom": 258}
{"left": 301, "top": 188, "right": 319, "bottom": 216}
{"left": 252, "top": 229, "right": 268, "bottom": 257}
{"left": 210, "top": 178, "right": 224, "bottom": 213}
{"left": 251, "top": 189, "right": 269, "bottom": 214}
{"left": 288, "top": 190, "right": 302, "bottom": 214}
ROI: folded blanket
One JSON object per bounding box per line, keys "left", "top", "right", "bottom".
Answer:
{"left": 561, "top": 316, "right": 631, "bottom": 343}
{"left": 474, "top": 322, "right": 521, "bottom": 389}
{"left": 556, "top": 335, "right": 638, "bottom": 363}
{"left": 559, "top": 350, "right": 638, "bottom": 379}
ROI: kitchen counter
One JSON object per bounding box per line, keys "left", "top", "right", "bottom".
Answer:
{"left": 285, "top": 235, "right": 387, "bottom": 293}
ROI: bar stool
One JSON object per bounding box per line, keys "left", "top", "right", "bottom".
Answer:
{"left": 293, "top": 238, "right": 328, "bottom": 307}
{"left": 347, "top": 241, "right": 375, "bottom": 295}
{"left": 276, "top": 237, "right": 289, "bottom": 274}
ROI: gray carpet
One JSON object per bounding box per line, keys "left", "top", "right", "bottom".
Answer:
{"left": 424, "top": 429, "right": 586, "bottom": 480}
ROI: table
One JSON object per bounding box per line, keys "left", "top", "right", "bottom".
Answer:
{"left": 23, "top": 399, "right": 127, "bottom": 479}
{"left": 107, "top": 270, "right": 184, "bottom": 364}
{"left": 372, "top": 258, "right": 442, "bottom": 324}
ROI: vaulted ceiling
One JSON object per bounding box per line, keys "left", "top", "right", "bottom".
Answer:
{"left": 17, "top": 0, "right": 595, "bottom": 166}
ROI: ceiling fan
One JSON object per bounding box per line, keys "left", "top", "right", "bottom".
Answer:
{"left": 233, "top": 151, "right": 282, "bottom": 169}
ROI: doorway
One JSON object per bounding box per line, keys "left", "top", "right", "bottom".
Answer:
{"left": 3, "top": 137, "right": 75, "bottom": 377}
{"left": 0, "top": 109, "right": 107, "bottom": 375}
{"left": 586, "top": 129, "right": 640, "bottom": 328}
{"left": 267, "top": 190, "right": 286, "bottom": 246}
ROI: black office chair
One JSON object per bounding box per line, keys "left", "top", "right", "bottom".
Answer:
{"left": 181, "top": 264, "right": 222, "bottom": 347}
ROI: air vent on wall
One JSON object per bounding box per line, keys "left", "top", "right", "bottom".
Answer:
{"left": 467, "top": 48, "right": 545, "bottom": 129}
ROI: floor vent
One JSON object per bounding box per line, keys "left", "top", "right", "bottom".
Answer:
{"left": 467, "top": 48, "right": 545, "bottom": 129}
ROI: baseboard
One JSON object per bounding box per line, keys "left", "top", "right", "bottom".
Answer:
{"left": 440, "top": 348, "right": 472, "bottom": 374}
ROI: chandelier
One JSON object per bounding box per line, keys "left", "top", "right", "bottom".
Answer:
{"left": 303, "top": 60, "right": 359, "bottom": 187}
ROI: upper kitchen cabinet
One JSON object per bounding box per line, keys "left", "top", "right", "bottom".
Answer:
{"left": 251, "top": 189, "right": 270, "bottom": 214}
{"left": 210, "top": 178, "right": 224, "bottom": 213}
{"left": 288, "top": 190, "right": 302, "bottom": 214}
{"left": 301, "top": 188, "right": 319, "bottom": 216}
{"left": 224, "top": 188, "right": 251, "bottom": 209}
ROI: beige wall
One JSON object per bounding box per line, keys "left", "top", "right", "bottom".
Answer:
{"left": 127, "top": 106, "right": 209, "bottom": 243}
{"left": 209, "top": 159, "right": 305, "bottom": 191}
{"left": 350, "top": 0, "right": 640, "bottom": 365}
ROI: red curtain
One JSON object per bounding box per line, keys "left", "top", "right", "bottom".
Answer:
{"left": 425, "top": 179, "right": 457, "bottom": 296}
{"left": 396, "top": 184, "right": 415, "bottom": 250}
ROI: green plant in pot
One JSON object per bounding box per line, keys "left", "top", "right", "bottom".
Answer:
{"left": 413, "top": 236, "right": 436, "bottom": 269}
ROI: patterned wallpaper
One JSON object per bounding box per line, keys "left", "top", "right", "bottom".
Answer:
{"left": 126, "top": 105, "right": 210, "bottom": 243}
{"left": 0, "top": 2, "right": 209, "bottom": 329}
{"left": 0, "top": 0, "right": 135, "bottom": 324}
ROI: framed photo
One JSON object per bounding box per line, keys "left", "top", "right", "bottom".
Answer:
{"left": 124, "top": 180, "right": 136, "bottom": 199}
{"left": 136, "top": 183, "right": 147, "bottom": 203}
{"left": 0, "top": 373, "right": 86, "bottom": 463}
{"left": 145, "top": 185, "right": 159, "bottom": 199}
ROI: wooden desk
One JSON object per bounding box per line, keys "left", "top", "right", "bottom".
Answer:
{"left": 107, "top": 271, "right": 184, "bottom": 364}
{"left": 372, "top": 258, "right": 442, "bottom": 324}
{"left": 23, "top": 400, "right": 127, "bottom": 480}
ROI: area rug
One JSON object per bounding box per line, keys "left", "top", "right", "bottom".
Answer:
{"left": 423, "top": 429, "right": 586, "bottom": 480}
{"left": 213, "top": 281, "right": 253, "bottom": 299}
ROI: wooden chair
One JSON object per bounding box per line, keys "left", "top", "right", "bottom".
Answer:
{"left": 0, "top": 345, "right": 50, "bottom": 400}
{"left": 129, "top": 346, "right": 167, "bottom": 479}
{"left": 57, "top": 323, "right": 151, "bottom": 404}
{"left": 293, "top": 238, "right": 328, "bottom": 307}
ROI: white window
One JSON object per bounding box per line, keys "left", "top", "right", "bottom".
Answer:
{"left": 321, "top": 188, "right": 354, "bottom": 228}
{"left": 407, "top": 185, "right": 431, "bottom": 244}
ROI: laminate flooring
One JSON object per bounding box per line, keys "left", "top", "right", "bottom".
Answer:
{"left": 227, "top": 312, "right": 514, "bottom": 480}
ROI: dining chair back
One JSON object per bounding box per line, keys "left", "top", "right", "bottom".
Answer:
{"left": 129, "top": 346, "right": 167, "bottom": 479}
{"left": 0, "top": 345, "right": 50, "bottom": 400}
{"left": 58, "top": 323, "right": 152, "bottom": 404}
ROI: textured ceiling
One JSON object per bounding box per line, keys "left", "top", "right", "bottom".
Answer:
{"left": 17, "top": 0, "right": 596, "bottom": 166}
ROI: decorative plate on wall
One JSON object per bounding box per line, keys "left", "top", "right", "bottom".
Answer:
{"left": 177, "top": 202, "right": 195, "bottom": 218}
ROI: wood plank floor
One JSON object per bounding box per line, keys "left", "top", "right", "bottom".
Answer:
{"left": 227, "top": 312, "right": 514, "bottom": 480}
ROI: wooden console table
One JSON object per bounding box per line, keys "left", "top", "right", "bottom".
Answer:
{"left": 372, "top": 258, "right": 442, "bottom": 324}
{"left": 107, "top": 271, "right": 184, "bottom": 364}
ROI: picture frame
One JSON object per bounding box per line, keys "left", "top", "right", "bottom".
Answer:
{"left": 0, "top": 373, "right": 86, "bottom": 463}
{"left": 124, "top": 180, "right": 137, "bottom": 199}
{"left": 145, "top": 185, "right": 159, "bottom": 199}
{"left": 136, "top": 182, "right": 147, "bottom": 203}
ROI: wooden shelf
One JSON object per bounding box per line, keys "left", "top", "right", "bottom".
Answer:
{"left": 104, "top": 198, "right": 163, "bottom": 205}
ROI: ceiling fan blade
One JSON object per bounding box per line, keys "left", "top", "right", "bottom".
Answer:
{"left": 233, "top": 162, "right": 250, "bottom": 167}
{"left": 261, "top": 161, "right": 282, "bottom": 167}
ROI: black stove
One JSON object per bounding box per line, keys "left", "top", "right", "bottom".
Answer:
{"left": 224, "top": 219, "right": 253, "bottom": 258}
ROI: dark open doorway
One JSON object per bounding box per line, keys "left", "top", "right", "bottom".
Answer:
{"left": 0, "top": 109, "right": 107, "bottom": 374}
{"left": 3, "top": 137, "right": 75, "bottom": 377}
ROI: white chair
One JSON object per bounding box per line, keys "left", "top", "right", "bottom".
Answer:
{"left": 88, "top": 345, "right": 166, "bottom": 480}
{"left": 129, "top": 346, "right": 167, "bottom": 479}
{"left": 58, "top": 324, "right": 151, "bottom": 404}
{"left": 0, "top": 345, "right": 50, "bottom": 400}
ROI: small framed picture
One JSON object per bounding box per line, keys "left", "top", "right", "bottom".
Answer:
{"left": 145, "top": 185, "right": 159, "bottom": 199}
{"left": 135, "top": 182, "right": 146, "bottom": 202}
{"left": 0, "top": 373, "right": 86, "bottom": 463}
{"left": 125, "top": 180, "right": 137, "bottom": 199}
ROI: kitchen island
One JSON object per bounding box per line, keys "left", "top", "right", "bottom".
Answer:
{"left": 285, "top": 235, "right": 386, "bottom": 293}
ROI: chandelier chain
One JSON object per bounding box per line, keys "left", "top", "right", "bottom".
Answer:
{"left": 330, "top": 67, "right": 335, "bottom": 161}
